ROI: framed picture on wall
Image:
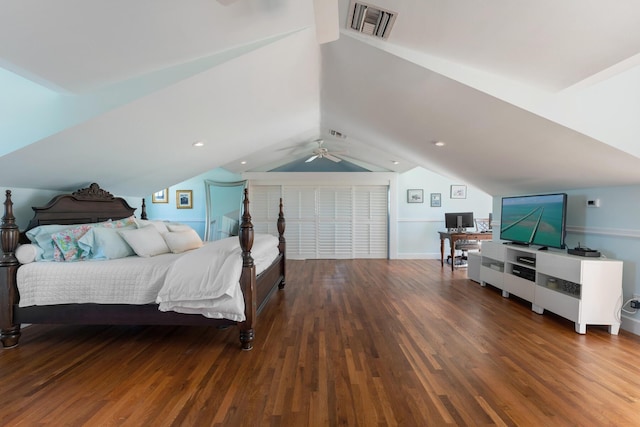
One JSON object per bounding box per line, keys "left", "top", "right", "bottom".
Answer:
{"left": 450, "top": 185, "right": 467, "bottom": 199}
{"left": 152, "top": 188, "right": 168, "bottom": 204}
{"left": 430, "top": 193, "right": 441, "bottom": 207}
{"left": 407, "top": 189, "right": 424, "bottom": 203}
{"left": 176, "top": 190, "right": 193, "bottom": 209}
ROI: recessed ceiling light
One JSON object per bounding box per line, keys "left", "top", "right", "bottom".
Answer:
{"left": 240, "top": 161, "right": 247, "bottom": 165}
{"left": 434, "top": 141, "right": 445, "bottom": 147}
{"left": 392, "top": 160, "right": 399, "bottom": 165}
{"left": 192, "top": 141, "right": 205, "bottom": 147}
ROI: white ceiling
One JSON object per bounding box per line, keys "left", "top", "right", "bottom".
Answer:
{"left": 1, "top": 0, "right": 640, "bottom": 196}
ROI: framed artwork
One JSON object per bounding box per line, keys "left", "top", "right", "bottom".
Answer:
{"left": 407, "top": 189, "right": 424, "bottom": 203}
{"left": 176, "top": 190, "right": 193, "bottom": 209}
{"left": 450, "top": 185, "right": 467, "bottom": 199}
{"left": 430, "top": 193, "right": 441, "bottom": 207}
{"left": 152, "top": 188, "right": 168, "bottom": 204}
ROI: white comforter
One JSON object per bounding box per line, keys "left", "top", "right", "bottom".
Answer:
{"left": 156, "top": 233, "right": 279, "bottom": 321}
{"left": 17, "top": 234, "right": 280, "bottom": 322}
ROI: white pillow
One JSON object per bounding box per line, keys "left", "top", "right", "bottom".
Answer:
{"left": 15, "top": 244, "right": 42, "bottom": 264}
{"left": 78, "top": 227, "right": 135, "bottom": 260}
{"left": 134, "top": 218, "right": 169, "bottom": 234}
{"left": 166, "top": 224, "right": 193, "bottom": 232}
{"left": 118, "top": 226, "right": 170, "bottom": 257}
{"left": 163, "top": 230, "right": 204, "bottom": 253}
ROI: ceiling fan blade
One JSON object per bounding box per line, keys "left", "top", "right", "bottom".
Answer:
{"left": 325, "top": 153, "right": 342, "bottom": 162}
{"left": 305, "top": 155, "right": 318, "bottom": 163}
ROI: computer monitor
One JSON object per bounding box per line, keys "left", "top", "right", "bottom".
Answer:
{"left": 445, "top": 212, "right": 474, "bottom": 230}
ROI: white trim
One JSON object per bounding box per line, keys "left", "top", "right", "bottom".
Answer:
{"left": 567, "top": 225, "right": 640, "bottom": 238}
{"left": 396, "top": 252, "right": 440, "bottom": 260}
{"left": 397, "top": 218, "right": 444, "bottom": 223}
{"left": 621, "top": 314, "right": 640, "bottom": 336}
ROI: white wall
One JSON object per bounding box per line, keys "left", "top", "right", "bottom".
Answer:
{"left": 396, "top": 167, "right": 493, "bottom": 259}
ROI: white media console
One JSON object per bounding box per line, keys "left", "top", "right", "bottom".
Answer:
{"left": 479, "top": 241, "right": 623, "bottom": 335}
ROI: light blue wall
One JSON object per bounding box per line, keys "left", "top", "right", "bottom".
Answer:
{"left": 492, "top": 184, "right": 640, "bottom": 332}
{"left": 144, "top": 168, "right": 242, "bottom": 237}
{"left": 1, "top": 168, "right": 241, "bottom": 237}
{"left": 0, "top": 68, "right": 63, "bottom": 157}
{"left": 397, "top": 167, "right": 493, "bottom": 259}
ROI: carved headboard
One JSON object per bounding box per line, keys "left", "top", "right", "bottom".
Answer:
{"left": 24, "top": 183, "right": 145, "bottom": 232}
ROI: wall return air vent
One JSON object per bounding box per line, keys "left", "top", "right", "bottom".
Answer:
{"left": 347, "top": 1, "right": 397, "bottom": 40}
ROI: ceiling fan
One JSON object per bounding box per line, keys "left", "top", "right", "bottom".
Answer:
{"left": 305, "top": 139, "right": 345, "bottom": 163}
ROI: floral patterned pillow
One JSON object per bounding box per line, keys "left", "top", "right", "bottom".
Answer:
{"left": 102, "top": 216, "right": 136, "bottom": 229}
{"left": 50, "top": 217, "right": 137, "bottom": 262}
{"left": 51, "top": 224, "right": 94, "bottom": 261}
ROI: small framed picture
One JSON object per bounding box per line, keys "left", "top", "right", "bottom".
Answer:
{"left": 430, "top": 193, "right": 441, "bottom": 207}
{"left": 152, "top": 189, "right": 168, "bottom": 204}
{"left": 407, "top": 189, "right": 424, "bottom": 203}
{"left": 450, "top": 185, "right": 467, "bottom": 199}
{"left": 176, "top": 190, "right": 193, "bottom": 209}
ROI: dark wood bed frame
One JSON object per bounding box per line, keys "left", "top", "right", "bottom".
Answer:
{"left": 0, "top": 183, "right": 286, "bottom": 351}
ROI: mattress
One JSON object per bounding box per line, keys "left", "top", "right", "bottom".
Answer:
{"left": 17, "top": 234, "right": 280, "bottom": 319}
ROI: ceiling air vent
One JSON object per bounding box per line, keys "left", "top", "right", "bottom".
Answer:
{"left": 347, "top": 1, "right": 397, "bottom": 40}
{"left": 330, "top": 129, "right": 347, "bottom": 139}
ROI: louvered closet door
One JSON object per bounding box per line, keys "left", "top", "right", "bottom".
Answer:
{"left": 283, "top": 186, "right": 318, "bottom": 259}
{"left": 354, "top": 186, "right": 388, "bottom": 258}
{"left": 317, "top": 187, "right": 353, "bottom": 258}
{"left": 250, "top": 185, "right": 281, "bottom": 235}
{"left": 251, "top": 184, "right": 388, "bottom": 259}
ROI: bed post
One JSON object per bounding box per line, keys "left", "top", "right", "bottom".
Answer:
{"left": 0, "top": 190, "right": 21, "bottom": 348}
{"left": 140, "top": 198, "right": 148, "bottom": 220}
{"left": 238, "top": 188, "right": 256, "bottom": 350}
{"left": 277, "top": 197, "right": 286, "bottom": 289}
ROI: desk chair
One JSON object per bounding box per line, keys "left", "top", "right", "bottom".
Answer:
{"left": 451, "top": 240, "right": 480, "bottom": 267}
{"left": 449, "top": 219, "right": 490, "bottom": 267}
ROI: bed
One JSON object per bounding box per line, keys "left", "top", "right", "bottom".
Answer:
{"left": 0, "top": 183, "right": 286, "bottom": 350}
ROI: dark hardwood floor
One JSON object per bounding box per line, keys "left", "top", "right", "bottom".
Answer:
{"left": 2, "top": 259, "right": 640, "bottom": 426}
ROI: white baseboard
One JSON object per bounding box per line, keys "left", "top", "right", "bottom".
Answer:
{"left": 621, "top": 315, "right": 640, "bottom": 336}
{"left": 396, "top": 253, "right": 440, "bottom": 260}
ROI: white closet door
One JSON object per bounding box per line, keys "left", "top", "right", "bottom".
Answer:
{"left": 250, "top": 185, "right": 281, "bottom": 235}
{"left": 283, "top": 186, "right": 318, "bottom": 259}
{"left": 317, "top": 186, "right": 353, "bottom": 258}
{"left": 354, "top": 186, "right": 388, "bottom": 258}
{"left": 251, "top": 184, "right": 388, "bottom": 259}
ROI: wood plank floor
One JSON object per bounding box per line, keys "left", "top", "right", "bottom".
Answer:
{"left": 2, "top": 259, "right": 640, "bottom": 426}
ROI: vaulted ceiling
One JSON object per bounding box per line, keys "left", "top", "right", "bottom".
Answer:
{"left": 2, "top": 0, "right": 640, "bottom": 197}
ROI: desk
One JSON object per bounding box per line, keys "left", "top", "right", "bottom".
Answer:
{"left": 438, "top": 231, "right": 493, "bottom": 271}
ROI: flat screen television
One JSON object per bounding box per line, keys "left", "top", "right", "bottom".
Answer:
{"left": 499, "top": 193, "right": 568, "bottom": 249}
{"left": 445, "top": 212, "right": 474, "bottom": 230}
